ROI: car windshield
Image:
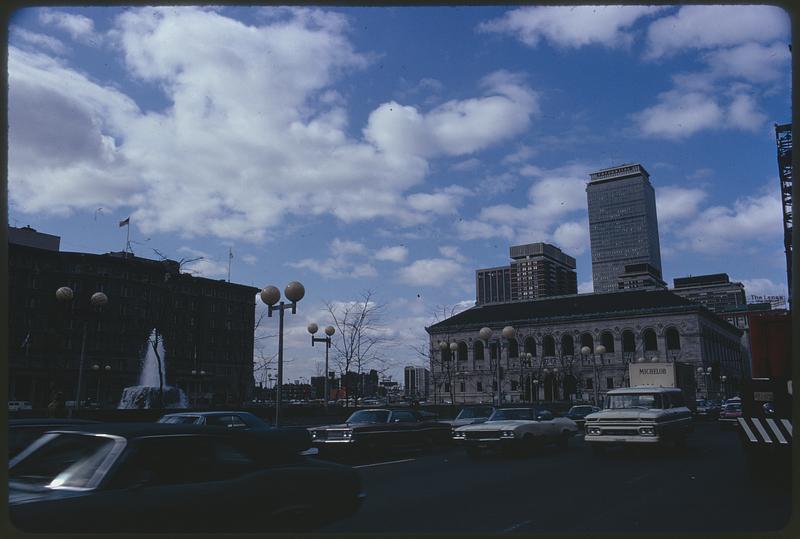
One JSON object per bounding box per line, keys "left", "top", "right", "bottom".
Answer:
{"left": 456, "top": 407, "right": 493, "bottom": 419}
{"left": 604, "top": 394, "right": 663, "bottom": 410}
{"left": 725, "top": 403, "right": 742, "bottom": 411}
{"left": 10, "top": 433, "right": 120, "bottom": 489}
{"left": 569, "top": 406, "right": 593, "bottom": 415}
{"left": 157, "top": 415, "right": 200, "bottom": 424}
{"left": 489, "top": 409, "right": 533, "bottom": 421}
{"left": 346, "top": 410, "right": 390, "bottom": 423}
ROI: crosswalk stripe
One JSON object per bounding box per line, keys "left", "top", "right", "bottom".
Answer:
{"left": 780, "top": 419, "right": 792, "bottom": 436}
{"left": 738, "top": 418, "right": 758, "bottom": 442}
{"left": 765, "top": 418, "right": 788, "bottom": 444}
{"left": 751, "top": 418, "right": 773, "bottom": 443}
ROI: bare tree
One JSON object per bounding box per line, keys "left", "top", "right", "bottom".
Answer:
{"left": 414, "top": 303, "right": 464, "bottom": 404}
{"left": 325, "top": 290, "right": 390, "bottom": 406}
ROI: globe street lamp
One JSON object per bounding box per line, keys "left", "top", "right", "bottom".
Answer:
{"left": 260, "top": 281, "right": 305, "bottom": 427}
{"left": 520, "top": 352, "right": 533, "bottom": 402}
{"left": 720, "top": 375, "right": 728, "bottom": 400}
{"left": 478, "top": 327, "right": 495, "bottom": 405}
{"left": 500, "top": 326, "right": 516, "bottom": 405}
{"left": 308, "top": 323, "right": 335, "bottom": 412}
{"left": 581, "top": 345, "right": 604, "bottom": 407}
{"left": 56, "top": 287, "right": 108, "bottom": 415}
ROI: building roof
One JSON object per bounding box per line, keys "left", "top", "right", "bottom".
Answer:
{"left": 427, "top": 289, "right": 740, "bottom": 334}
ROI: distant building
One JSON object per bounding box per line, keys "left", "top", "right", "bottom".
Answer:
{"left": 617, "top": 263, "right": 666, "bottom": 290}
{"left": 7, "top": 226, "right": 259, "bottom": 408}
{"left": 672, "top": 273, "right": 747, "bottom": 312}
{"left": 404, "top": 366, "right": 430, "bottom": 399}
{"left": 587, "top": 163, "right": 662, "bottom": 293}
{"left": 476, "top": 243, "right": 577, "bottom": 305}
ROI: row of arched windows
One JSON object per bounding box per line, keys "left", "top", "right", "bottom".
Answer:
{"left": 440, "top": 327, "right": 682, "bottom": 361}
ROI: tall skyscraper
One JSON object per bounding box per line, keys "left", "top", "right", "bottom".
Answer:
{"left": 587, "top": 163, "right": 662, "bottom": 293}
{"left": 475, "top": 242, "right": 577, "bottom": 305}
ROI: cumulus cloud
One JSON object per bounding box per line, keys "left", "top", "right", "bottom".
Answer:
{"left": 375, "top": 245, "right": 409, "bottom": 263}
{"left": 177, "top": 247, "right": 228, "bottom": 278}
{"left": 9, "top": 7, "right": 545, "bottom": 241}
{"left": 479, "top": 6, "right": 664, "bottom": 49}
{"left": 726, "top": 93, "right": 767, "bottom": 131}
{"left": 552, "top": 220, "right": 589, "bottom": 255}
{"left": 703, "top": 42, "right": 791, "bottom": 84}
{"left": 288, "top": 237, "right": 376, "bottom": 279}
{"left": 656, "top": 186, "right": 708, "bottom": 227}
{"left": 675, "top": 189, "right": 783, "bottom": 253}
{"left": 39, "top": 9, "right": 101, "bottom": 44}
{"left": 644, "top": 5, "right": 790, "bottom": 59}
{"left": 738, "top": 278, "right": 788, "bottom": 302}
{"left": 10, "top": 26, "right": 69, "bottom": 55}
{"left": 397, "top": 258, "right": 463, "bottom": 287}
{"left": 455, "top": 220, "right": 515, "bottom": 241}
{"left": 406, "top": 185, "right": 472, "bottom": 215}
{"left": 578, "top": 281, "right": 594, "bottom": 294}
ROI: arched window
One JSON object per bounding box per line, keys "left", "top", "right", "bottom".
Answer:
{"left": 543, "top": 335, "right": 556, "bottom": 357}
{"left": 601, "top": 331, "right": 615, "bottom": 353}
{"left": 665, "top": 328, "right": 680, "bottom": 350}
{"left": 490, "top": 341, "right": 499, "bottom": 360}
{"left": 580, "top": 333, "right": 594, "bottom": 352}
{"left": 524, "top": 337, "right": 536, "bottom": 356}
{"left": 474, "top": 341, "right": 484, "bottom": 361}
{"left": 643, "top": 329, "right": 658, "bottom": 352}
{"left": 457, "top": 341, "right": 468, "bottom": 361}
{"left": 561, "top": 334, "right": 575, "bottom": 356}
{"left": 622, "top": 330, "right": 635, "bottom": 353}
{"left": 508, "top": 339, "right": 519, "bottom": 358}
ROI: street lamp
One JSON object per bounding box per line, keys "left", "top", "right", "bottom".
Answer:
{"left": 532, "top": 378, "right": 539, "bottom": 402}
{"left": 720, "top": 375, "right": 727, "bottom": 400}
{"left": 56, "top": 287, "right": 108, "bottom": 415}
{"left": 500, "top": 326, "right": 516, "bottom": 405}
{"left": 520, "top": 352, "right": 533, "bottom": 402}
{"left": 696, "top": 366, "right": 713, "bottom": 399}
{"left": 190, "top": 369, "right": 206, "bottom": 408}
{"left": 91, "top": 364, "right": 111, "bottom": 408}
{"left": 260, "top": 281, "right": 305, "bottom": 427}
{"left": 308, "top": 323, "right": 335, "bottom": 411}
{"left": 581, "top": 345, "right": 603, "bottom": 407}
{"left": 478, "top": 327, "right": 496, "bottom": 405}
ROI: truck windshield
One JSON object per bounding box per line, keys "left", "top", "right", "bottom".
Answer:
{"left": 604, "top": 394, "right": 663, "bottom": 410}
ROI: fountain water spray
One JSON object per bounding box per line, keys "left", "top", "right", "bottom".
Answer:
{"left": 118, "top": 329, "right": 188, "bottom": 409}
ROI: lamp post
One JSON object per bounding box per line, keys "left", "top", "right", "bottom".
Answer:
{"left": 720, "top": 375, "right": 727, "bottom": 400}
{"left": 696, "top": 366, "right": 712, "bottom": 399}
{"left": 56, "top": 287, "right": 108, "bottom": 416}
{"left": 500, "top": 326, "right": 516, "bottom": 405}
{"left": 260, "top": 281, "right": 305, "bottom": 427}
{"left": 520, "top": 352, "right": 533, "bottom": 402}
{"left": 91, "top": 364, "right": 111, "bottom": 408}
{"left": 478, "top": 327, "right": 496, "bottom": 405}
{"left": 308, "top": 323, "right": 335, "bottom": 412}
{"left": 190, "top": 369, "right": 206, "bottom": 408}
{"left": 532, "top": 378, "right": 539, "bottom": 402}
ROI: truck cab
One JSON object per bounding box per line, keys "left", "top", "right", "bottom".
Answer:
{"left": 584, "top": 386, "right": 693, "bottom": 453}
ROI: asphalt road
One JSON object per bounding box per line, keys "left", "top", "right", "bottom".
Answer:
{"left": 319, "top": 423, "right": 792, "bottom": 533}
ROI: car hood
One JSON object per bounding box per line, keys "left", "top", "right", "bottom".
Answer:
{"left": 586, "top": 410, "right": 661, "bottom": 421}
{"left": 444, "top": 418, "right": 488, "bottom": 427}
{"left": 8, "top": 483, "right": 87, "bottom": 506}
{"left": 456, "top": 420, "right": 532, "bottom": 431}
{"left": 310, "top": 422, "right": 377, "bottom": 430}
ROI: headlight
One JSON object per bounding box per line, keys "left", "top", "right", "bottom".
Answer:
{"left": 343, "top": 430, "right": 353, "bottom": 438}
{"left": 453, "top": 431, "right": 466, "bottom": 438}
{"left": 587, "top": 427, "right": 601, "bottom": 435}
{"left": 638, "top": 426, "right": 656, "bottom": 436}
{"left": 311, "top": 431, "right": 318, "bottom": 438}
{"left": 502, "top": 431, "right": 515, "bottom": 438}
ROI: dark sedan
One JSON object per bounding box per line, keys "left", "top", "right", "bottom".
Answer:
{"left": 309, "top": 408, "right": 452, "bottom": 456}
{"left": 564, "top": 405, "right": 601, "bottom": 428}
{"left": 157, "top": 410, "right": 270, "bottom": 429}
{"left": 9, "top": 418, "right": 99, "bottom": 459}
{"left": 9, "top": 423, "right": 364, "bottom": 532}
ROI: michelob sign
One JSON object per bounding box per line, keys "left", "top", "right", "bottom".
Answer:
{"left": 629, "top": 362, "right": 676, "bottom": 387}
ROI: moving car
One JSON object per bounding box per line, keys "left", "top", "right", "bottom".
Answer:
{"left": 9, "top": 418, "right": 100, "bottom": 459}
{"left": 453, "top": 407, "right": 578, "bottom": 457}
{"left": 308, "top": 408, "right": 451, "bottom": 456}
{"left": 157, "top": 411, "right": 271, "bottom": 429}
{"left": 9, "top": 423, "right": 364, "bottom": 532}
{"left": 718, "top": 402, "right": 743, "bottom": 428}
{"left": 564, "top": 405, "right": 601, "bottom": 428}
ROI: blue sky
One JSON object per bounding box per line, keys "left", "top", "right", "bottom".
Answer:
{"left": 7, "top": 5, "right": 792, "bottom": 385}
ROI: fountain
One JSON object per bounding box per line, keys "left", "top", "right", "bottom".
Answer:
{"left": 118, "top": 329, "right": 189, "bottom": 409}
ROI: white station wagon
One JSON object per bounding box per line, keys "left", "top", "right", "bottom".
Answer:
{"left": 453, "top": 407, "right": 578, "bottom": 457}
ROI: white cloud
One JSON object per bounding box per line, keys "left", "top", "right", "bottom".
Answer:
{"left": 375, "top": 245, "right": 409, "bottom": 263}
{"left": 726, "top": 93, "right": 767, "bottom": 132}
{"left": 703, "top": 42, "right": 791, "bottom": 84}
{"left": 10, "top": 26, "right": 69, "bottom": 55}
{"left": 455, "top": 220, "right": 515, "bottom": 241}
{"left": 645, "top": 5, "right": 790, "bottom": 59}
{"left": 242, "top": 254, "right": 258, "bottom": 265}
{"left": 676, "top": 189, "right": 783, "bottom": 253}
{"left": 331, "top": 238, "right": 367, "bottom": 256}
{"left": 578, "top": 281, "right": 594, "bottom": 294}
{"left": 176, "top": 247, "right": 228, "bottom": 278}
{"left": 656, "top": 186, "right": 708, "bottom": 226}
{"left": 364, "top": 70, "right": 538, "bottom": 158}
{"left": 397, "top": 258, "right": 463, "bottom": 287}
{"left": 633, "top": 91, "right": 724, "bottom": 139}
{"left": 479, "top": 6, "right": 664, "bottom": 49}
{"left": 288, "top": 236, "right": 376, "bottom": 279}
{"left": 406, "top": 185, "right": 472, "bottom": 215}
{"left": 552, "top": 220, "right": 589, "bottom": 255}
{"left": 438, "top": 245, "right": 467, "bottom": 263}
{"left": 39, "top": 9, "right": 101, "bottom": 44}
{"left": 738, "top": 278, "right": 788, "bottom": 302}
{"left": 450, "top": 158, "right": 481, "bottom": 172}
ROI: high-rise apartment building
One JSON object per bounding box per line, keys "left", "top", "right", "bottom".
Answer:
{"left": 587, "top": 163, "right": 662, "bottom": 293}
{"left": 672, "top": 273, "right": 747, "bottom": 312}
{"left": 617, "top": 263, "right": 666, "bottom": 290}
{"left": 476, "top": 243, "right": 577, "bottom": 305}
{"left": 404, "top": 365, "right": 430, "bottom": 400}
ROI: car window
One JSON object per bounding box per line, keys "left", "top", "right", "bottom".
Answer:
{"left": 158, "top": 415, "right": 200, "bottom": 424}
{"left": 390, "top": 411, "right": 418, "bottom": 423}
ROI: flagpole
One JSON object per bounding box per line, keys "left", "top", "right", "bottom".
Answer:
{"left": 227, "top": 247, "right": 232, "bottom": 282}
{"left": 126, "top": 222, "right": 131, "bottom": 253}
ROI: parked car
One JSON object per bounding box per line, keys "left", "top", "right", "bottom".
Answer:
{"left": 719, "top": 402, "right": 743, "bottom": 428}
{"left": 308, "top": 408, "right": 452, "bottom": 456}
{"left": 453, "top": 407, "right": 578, "bottom": 457}
{"left": 9, "top": 423, "right": 364, "bottom": 532}
{"left": 444, "top": 406, "right": 495, "bottom": 432}
{"left": 157, "top": 411, "right": 271, "bottom": 429}
{"left": 9, "top": 418, "right": 100, "bottom": 459}
{"left": 564, "top": 405, "right": 601, "bottom": 428}
{"left": 8, "top": 401, "right": 33, "bottom": 412}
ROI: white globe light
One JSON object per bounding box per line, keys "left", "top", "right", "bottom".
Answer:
{"left": 90, "top": 292, "right": 108, "bottom": 307}
{"left": 502, "top": 326, "right": 516, "bottom": 339}
{"left": 581, "top": 346, "right": 591, "bottom": 356}
{"left": 697, "top": 367, "right": 704, "bottom": 373}
{"left": 307, "top": 323, "right": 319, "bottom": 335}
{"left": 325, "top": 326, "right": 335, "bottom": 337}
{"left": 479, "top": 327, "right": 493, "bottom": 341}
{"left": 450, "top": 342, "right": 458, "bottom": 352}
{"left": 56, "top": 286, "right": 74, "bottom": 301}
{"left": 284, "top": 281, "right": 305, "bottom": 303}
{"left": 260, "top": 285, "right": 280, "bottom": 306}
{"left": 595, "top": 345, "right": 606, "bottom": 355}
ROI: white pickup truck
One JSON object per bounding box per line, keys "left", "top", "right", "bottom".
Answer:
{"left": 584, "top": 362, "right": 695, "bottom": 453}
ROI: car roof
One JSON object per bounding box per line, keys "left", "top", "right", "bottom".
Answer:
{"left": 9, "top": 418, "right": 100, "bottom": 426}
{"left": 37, "top": 422, "right": 261, "bottom": 439}
{"left": 160, "top": 411, "right": 258, "bottom": 417}
{"left": 608, "top": 386, "right": 683, "bottom": 394}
